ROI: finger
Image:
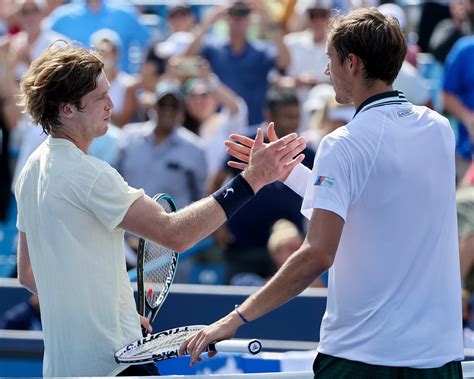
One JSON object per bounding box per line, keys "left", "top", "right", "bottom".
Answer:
{"left": 267, "top": 122, "right": 278, "bottom": 142}
{"left": 190, "top": 334, "right": 209, "bottom": 366}
{"left": 228, "top": 134, "right": 255, "bottom": 148}
{"left": 277, "top": 137, "right": 306, "bottom": 159}
{"left": 284, "top": 154, "right": 306, "bottom": 171}
{"left": 224, "top": 141, "right": 251, "bottom": 157}
{"left": 208, "top": 351, "right": 218, "bottom": 358}
{"left": 228, "top": 161, "right": 248, "bottom": 170}
{"left": 254, "top": 128, "right": 264, "bottom": 150}
{"left": 269, "top": 132, "right": 298, "bottom": 150}
{"left": 226, "top": 149, "right": 250, "bottom": 163}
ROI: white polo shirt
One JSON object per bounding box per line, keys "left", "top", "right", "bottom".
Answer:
{"left": 285, "top": 91, "right": 463, "bottom": 367}
{"left": 15, "top": 137, "right": 144, "bottom": 376}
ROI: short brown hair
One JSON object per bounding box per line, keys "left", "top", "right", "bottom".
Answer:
{"left": 328, "top": 8, "right": 406, "bottom": 85}
{"left": 20, "top": 43, "right": 104, "bottom": 135}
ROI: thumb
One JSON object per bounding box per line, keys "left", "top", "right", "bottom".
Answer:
{"left": 254, "top": 128, "right": 264, "bottom": 150}
{"left": 267, "top": 122, "right": 278, "bottom": 142}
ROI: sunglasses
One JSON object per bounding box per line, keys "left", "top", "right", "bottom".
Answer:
{"left": 308, "top": 9, "right": 330, "bottom": 19}
{"left": 21, "top": 7, "right": 40, "bottom": 15}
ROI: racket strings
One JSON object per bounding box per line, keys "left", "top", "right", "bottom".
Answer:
{"left": 124, "top": 329, "right": 201, "bottom": 358}
{"left": 143, "top": 240, "right": 175, "bottom": 307}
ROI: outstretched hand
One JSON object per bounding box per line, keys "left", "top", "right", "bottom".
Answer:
{"left": 225, "top": 122, "right": 304, "bottom": 184}
{"left": 179, "top": 312, "right": 242, "bottom": 367}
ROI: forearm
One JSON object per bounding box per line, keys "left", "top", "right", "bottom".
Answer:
{"left": 273, "top": 27, "right": 291, "bottom": 70}
{"left": 213, "top": 79, "right": 239, "bottom": 115}
{"left": 443, "top": 92, "right": 472, "bottom": 123}
{"left": 18, "top": 266, "right": 38, "bottom": 295}
{"left": 184, "top": 19, "right": 211, "bottom": 57}
{"left": 237, "top": 242, "right": 330, "bottom": 322}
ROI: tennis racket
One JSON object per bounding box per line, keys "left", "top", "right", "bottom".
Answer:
{"left": 115, "top": 325, "right": 262, "bottom": 364}
{"left": 137, "top": 193, "right": 178, "bottom": 331}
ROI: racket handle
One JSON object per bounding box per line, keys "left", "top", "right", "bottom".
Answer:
{"left": 210, "top": 339, "right": 262, "bottom": 355}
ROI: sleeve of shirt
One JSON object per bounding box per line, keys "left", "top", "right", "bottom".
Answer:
{"left": 284, "top": 163, "right": 311, "bottom": 198}
{"left": 304, "top": 134, "right": 352, "bottom": 221}
{"left": 88, "top": 167, "right": 144, "bottom": 231}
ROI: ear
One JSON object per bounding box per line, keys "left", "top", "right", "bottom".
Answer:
{"left": 58, "top": 103, "right": 75, "bottom": 120}
{"left": 346, "top": 53, "right": 362, "bottom": 76}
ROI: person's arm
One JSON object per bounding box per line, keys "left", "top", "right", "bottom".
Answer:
{"left": 183, "top": 5, "right": 229, "bottom": 57}
{"left": 180, "top": 208, "right": 344, "bottom": 365}
{"left": 0, "top": 38, "right": 21, "bottom": 129}
{"left": 17, "top": 232, "right": 37, "bottom": 295}
{"left": 119, "top": 128, "right": 306, "bottom": 252}
{"left": 111, "top": 79, "right": 138, "bottom": 127}
{"left": 251, "top": 0, "right": 290, "bottom": 70}
{"left": 442, "top": 91, "right": 474, "bottom": 139}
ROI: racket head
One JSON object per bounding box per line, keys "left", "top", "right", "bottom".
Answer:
{"left": 115, "top": 325, "right": 206, "bottom": 364}
{"left": 115, "top": 325, "right": 263, "bottom": 364}
{"left": 137, "top": 193, "right": 178, "bottom": 322}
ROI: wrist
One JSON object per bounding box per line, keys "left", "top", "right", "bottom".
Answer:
{"left": 242, "top": 170, "right": 263, "bottom": 193}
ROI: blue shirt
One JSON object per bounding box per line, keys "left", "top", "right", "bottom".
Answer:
{"left": 443, "top": 35, "right": 474, "bottom": 159}
{"left": 202, "top": 38, "right": 277, "bottom": 126}
{"left": 117, "top": 122, "right": 208, "bottom": 209}
{"left": 47, "top": 0, "right": 149, "bottom": 73}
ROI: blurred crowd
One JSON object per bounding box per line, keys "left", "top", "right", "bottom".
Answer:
{"left": 0, "top": 0, "right": 473, "bottom": 344}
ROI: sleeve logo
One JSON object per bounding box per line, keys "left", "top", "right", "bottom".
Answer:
{"left": 315, "top": 176, "right": 335, "bottom": 188}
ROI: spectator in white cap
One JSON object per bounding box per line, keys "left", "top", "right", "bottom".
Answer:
{"left": 301, "top": 83, "right": 354, "bottom": 151}
{"left": 91, "top": 28, "right": 138, "bottom": 127}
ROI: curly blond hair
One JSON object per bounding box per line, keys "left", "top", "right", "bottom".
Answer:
{"left": 19, "top": 43, "right": 104, "bottom": 135}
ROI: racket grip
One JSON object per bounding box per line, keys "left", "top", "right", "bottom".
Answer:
{"left": 211, "top": 339, "right": 262, "bottom": 355}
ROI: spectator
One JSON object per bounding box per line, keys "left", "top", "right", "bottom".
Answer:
{"left": 10, "top": 0, "right": 67, "bottom": 79}
{"left": 281, "top": 0, "right": 332, "bottom": 130}
{"left": 181, "top": 60, "right": 248, "bottom": 177}
{"left": 302, "top": 83, "right": 354, "bottom": 151}
{"left": 429, "top": 0, "right": 472, "bottom": 64}
{"left": 91, "top": 28, "right": 138, "bottom": 127}
{"left": 378, "top": 3, "right": 432, "bottom": 107}
{"left": 458, "top": 185, "right": 474, "bottom": 292}
{"left": 184, "top": 0, "right": 291, "bottom": 126}
{"left": 46, "top": 0, "right": 149, "bottom": 73}
{"left": 0, "top": 294, "right": 41, "bottom": 330}
{"left": 442, "top": 35, "right": 474, "bottom": 180}
{"left": 208, "top": 86, "right": 314, "bottom": 283}
{"left": 117, "top": 80, "right": 207, "bottom": 210}
{"left": 165, "top": 2, "right": 195, "bottom": 35}
{"left": 0, "top": 38, "right": 21, "bottom": 221}
{"left": 463, "top": 289, "right": 474, "bottom": 348}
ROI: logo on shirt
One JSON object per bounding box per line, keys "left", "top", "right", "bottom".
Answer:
{"left": 315, "top": 176, "right": 335, "bottom": 188}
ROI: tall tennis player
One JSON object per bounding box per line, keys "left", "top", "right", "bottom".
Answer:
{"left": 15, "top": 43, "right": 306, "bottom": 377}
{"left": 181, "top": 8, "right": 464, "bottom": 378}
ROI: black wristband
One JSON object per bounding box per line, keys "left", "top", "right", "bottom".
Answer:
{"left": 212, "top": 174, "right": 255, "bottom": 219}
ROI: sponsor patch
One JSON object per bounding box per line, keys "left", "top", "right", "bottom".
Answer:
{"left": 315, "top": 176, "right": 335, "bottom": 188}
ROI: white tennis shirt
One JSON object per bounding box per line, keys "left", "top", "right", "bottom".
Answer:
{"left": 285, "top": 91, "right": 464, "bottom": 367}
{"left": 15, "top": 137, "right": 144, "bottom": 376}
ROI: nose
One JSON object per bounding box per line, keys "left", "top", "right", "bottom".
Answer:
{"left": 105, "top": 94, "right": 114, "bottom": 111}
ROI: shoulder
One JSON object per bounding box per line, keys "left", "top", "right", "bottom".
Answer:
{"left": 175, "top": 126, "right": 205, "bottom": 149}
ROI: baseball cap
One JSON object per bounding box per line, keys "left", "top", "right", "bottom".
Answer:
{"left": 154, "top": 31, "right": 193, "bottom": 59}
{"left": 304, "top": 0, "right": 333, "bottom": 11}
{"left": 168, "top": 2, "right": 192, "bottom": 18}
{"left": 228, "top": 1, "right": 251, "bottom": 16}
{"left": 182, "top": 78, "right": 212, "bottom": 96}
{"left": 155, "top": 81, "right": 184, "bottom": 103}
{"left": 377, "top": 3, "right": 407, "bottom": 30}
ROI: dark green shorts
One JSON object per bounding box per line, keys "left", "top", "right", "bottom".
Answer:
{"left": 313, "top": 353, "right": 462, "bottom": 379}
